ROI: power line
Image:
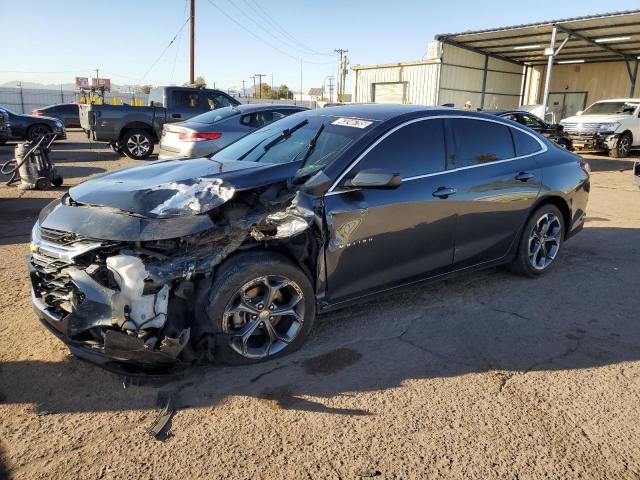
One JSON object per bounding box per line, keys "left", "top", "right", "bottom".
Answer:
{"left": 234, "top": 0, "right": 331, "bottom": 57}
{"left": 243, "top": 0, "right": 332, "bottom": 57}
{"left": 171, "top": 0, "right": 190, "bottom": 84}
{"left": 137, "top": 16, "right": 191, "bottom": 86}
{"left": 205, "top": 0, "right": 332, "bottom": 65}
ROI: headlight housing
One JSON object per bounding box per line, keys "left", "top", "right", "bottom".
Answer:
{"left": 30, "top": 222, "right": 42, "bottom": 252}
{"left": 598, "top": 122, "right": 620, "bottom": 133}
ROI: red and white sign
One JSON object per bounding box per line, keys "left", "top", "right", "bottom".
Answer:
{"left": 91, "top": 78, "right": 111, "bottom": 91}
{"left": 75, "top": 77, "right": 89, "bottom": 89}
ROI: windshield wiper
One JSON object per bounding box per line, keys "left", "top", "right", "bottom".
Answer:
{"left": 294, "top": 123, "right": 324, "bottom": 167}
{"left": 262, "top": 119, "right": 308, "bottom": 152}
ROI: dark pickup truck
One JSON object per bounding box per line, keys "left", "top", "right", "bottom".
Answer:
{"left": 79, "top": 86, "right": 240, "bottom": 159}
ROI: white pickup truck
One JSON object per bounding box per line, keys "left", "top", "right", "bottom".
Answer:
{"left": 560, "top": 98, "right": 640, "bottom": 158}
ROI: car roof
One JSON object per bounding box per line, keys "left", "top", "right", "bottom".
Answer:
{"left": 482, "top": 109, "right": 526, "bottom": 115}
{"left": 233, "top": 103, "right": 308, "bottom": 113}
{"left": 295, "top": 104, "right": 512, "bottom": 123}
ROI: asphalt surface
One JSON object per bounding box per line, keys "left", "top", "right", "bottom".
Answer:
{"left": 0, "top": 131, "right": 639, "bottom": 479}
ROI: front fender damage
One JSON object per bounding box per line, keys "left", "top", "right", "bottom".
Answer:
{"left": 30, "top": 176, "right": 323, "bottom": 370}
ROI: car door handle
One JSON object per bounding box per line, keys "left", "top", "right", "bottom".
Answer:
{"left": 515, "top": 171, "right": 535, "bottom": 182}
{"left": 172, "top": 113, "right": 181, "bottom": 119}
{"left": 432, "top": 187, "right": 457, "bottom": 198}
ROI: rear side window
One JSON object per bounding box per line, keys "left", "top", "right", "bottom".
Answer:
{"left": 511, "top": 128, "right": 543, "bottom": 156}
{"left": 172, "top": 90, "right": 199, "bottom": 109}
{"left": 148, "top": 88, "right": 164, "bottom": 107}
{"left": 355, "top": 119, "right": 445, "bottom": 178}
{"left": 447, "top": 118, "right": 515, "bottom": 168}
{"left": 204, "top": 92, "right": 234, "bottom": 109}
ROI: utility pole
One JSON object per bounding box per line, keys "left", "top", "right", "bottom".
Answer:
{"left": 300, "top": 59, "right": 303, "bottom": 104}
{"left": 242, "top": 80, "right": 246, "bottom": 98}
{"left": 254, "top": 73, "right": 266, "bottom": 99}
{"left": 328, "top": 76, "right": 334, "bottom": 102}
{"left": 189, "top": 0, "right": 195, "bottom": 85}
{"left": 334, "top": 48, "right": 348, "bottom": 102}
{"left": 252, "top": 76, "right": 256, "bottom": 99}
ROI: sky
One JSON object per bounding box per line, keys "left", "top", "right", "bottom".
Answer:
{"left": 1, "top": 0, "right": 639, "bottom": 93}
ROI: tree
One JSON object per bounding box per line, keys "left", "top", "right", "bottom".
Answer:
{"left": 277, "top": 84, "right": 293, "bottom": 99}
{"left": 183, "top": 76, "right": 207, "bottom": 88}
{"left": 139, "top": 84, "right": 152, "bottom": 94}
{"left": 257, "top": 83, "right": 277, "bottom": 99}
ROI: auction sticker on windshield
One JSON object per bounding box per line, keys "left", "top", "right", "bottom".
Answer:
{"left": 332, "top": 118, "right": 373, "bottom": 129}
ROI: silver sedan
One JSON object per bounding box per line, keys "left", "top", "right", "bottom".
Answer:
{"left": 159, "top": 103, "right": 308, "bottom": 159}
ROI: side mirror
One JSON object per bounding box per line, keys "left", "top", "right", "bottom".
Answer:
{"left": 576, "top": 110, "right": 583, "bottom": 116}
{"left": 344, "top": 169, "right": 402, "bottom": 189}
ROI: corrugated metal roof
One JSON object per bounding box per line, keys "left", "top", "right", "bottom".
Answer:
{"left": 352, "top": 59, "right": 440, "bottom": 70}
{"left": 436, "top": 10, "right": 640, "bottom": 65}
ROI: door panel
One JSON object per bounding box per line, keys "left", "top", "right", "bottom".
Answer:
{"left": 324, "top": 176, "right": 458, "bottom": 303}
{"left": 450, "top": 156, "right": 542, "bottom": 269}
{"left": 445, "top": 118, "right": 543, "bottom": 269}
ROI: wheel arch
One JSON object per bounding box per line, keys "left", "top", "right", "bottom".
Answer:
{"left": 529, "top": 194, "right": 572, "bottom": 239}
{"left": 119, "top": 122, "right": 156, "bottom": 141}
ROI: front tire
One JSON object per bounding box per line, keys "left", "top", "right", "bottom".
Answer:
{"left": 120, "top": 129, "right": 154, "bottom": 160}
{"left": 200, "top": 251, "right": 316, "bottom": 365}
{"left": 510, "top": 204, "right": 564, "bottom": 277}
{"left": 609, "top": 132, "right": 631, "bottom": 158}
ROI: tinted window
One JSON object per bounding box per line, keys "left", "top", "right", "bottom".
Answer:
{"left": 520, "top": 114, "right": 545, "bottom": 129}
{"left": 355, "top": 119, "right": 445, "bottom": 178}
{"left": 511, "top": 128, "right": 542, "bottom": 156}
{"left": 448, "top": 118, "right": 514, "bottom": 168}
{"left": 172, "top": 90, "right": 199, "bottom": 109}
{"left": 190, "top": 106, "right": 240, "bottom": 124}
{"left": 64, "top": 104, "right": 79, "bottom": 114}
{"left": 204, "top": 92, "right": 233, "bottom": 109}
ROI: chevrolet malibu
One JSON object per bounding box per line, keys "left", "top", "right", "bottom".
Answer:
{"left": 29, "top": 105, "right": 590, "bottom": 371}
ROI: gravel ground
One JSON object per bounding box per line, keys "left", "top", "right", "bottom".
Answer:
{"left": 0, "top": 131, "right": 639, "bottom": 479}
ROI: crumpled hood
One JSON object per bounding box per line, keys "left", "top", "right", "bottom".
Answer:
{"left": 69, "top": 157, "right": 300, "bottom": 217}
{"left": 561, "top": 114, "right": 632, "bottom": 125}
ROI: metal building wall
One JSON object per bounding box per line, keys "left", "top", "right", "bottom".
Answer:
{"left": 352, "top": 61, "right": 440, "bottom": 105}
{"left": 438, "top": 44, "right": 523, "bottom": 109}
{"left": 524, "top": 61, "right": 637, "bottom": 106}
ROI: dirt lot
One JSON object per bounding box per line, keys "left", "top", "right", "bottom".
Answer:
{"left": 0, "top": 131, "right": 639, "bottom": 479}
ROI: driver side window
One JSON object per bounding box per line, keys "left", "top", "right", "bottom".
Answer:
{"left": 351, "top": 119, "right": 445, "bottom": 179}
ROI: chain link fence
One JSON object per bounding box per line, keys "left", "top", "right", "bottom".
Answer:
{"left": 0, "top": 87, "right": 148, "bottom": 114}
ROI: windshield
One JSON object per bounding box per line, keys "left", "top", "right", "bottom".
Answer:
{"left": 210, "top": 114, "right": 371, "bottom": 180}
{"left": 189, "top": 106, "right": 240, "bottom": 124}
{"left": 582, "top": 101, "right": 639, "bottom": 116}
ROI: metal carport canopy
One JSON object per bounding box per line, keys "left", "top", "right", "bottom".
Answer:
{"left": 435, "top": 10, "right": 640, "bottom": 112}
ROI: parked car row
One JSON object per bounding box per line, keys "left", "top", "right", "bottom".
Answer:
{"left": 78, "top": 86, "right": 241, "bottom": 159}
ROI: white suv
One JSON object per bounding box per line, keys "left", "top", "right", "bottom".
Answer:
{"left": 560, "top": 98, "right": 640, "bottom": 158}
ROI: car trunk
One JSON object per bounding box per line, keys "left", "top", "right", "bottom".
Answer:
{"left": 162, "top": 122, "right": 201, "bottom": 151}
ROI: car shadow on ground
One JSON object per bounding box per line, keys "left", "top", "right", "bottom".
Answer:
{"left": 583, "top": 154, "right": 637, "bottom": 173}
{"left": 0, "top": 226, "right": 638, "bottom": 418}
{"left": 0, "top": 198, "right": 55, "bottom": 246}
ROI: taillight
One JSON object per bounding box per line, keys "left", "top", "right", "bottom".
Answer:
{"left": 32, "top": 110, "right": 44, "bottom": 116}
{"left": 579, "top": 159, "right": 591, "bottom": 175}
{"left": 178, "top": 132, "right": 222, "bottom": 142}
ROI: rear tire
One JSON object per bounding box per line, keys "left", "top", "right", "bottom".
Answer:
{"left": 198, "top": 251, "right": 316, "bottom": 365}
{"left": 608, "top": 132, "right": 631, "bottom": 158}
{"left": 120, "top": 129, "right": 154, "bottom": 160}
{"left": 27, "top": 124, "right": 52, "bottom": 142}
{"left": 510, "top": 204, "right": 564, "bottom": 278}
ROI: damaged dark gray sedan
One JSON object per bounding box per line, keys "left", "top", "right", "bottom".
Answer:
{"left": 28, "top": 105, "right": 590, "bottom": 372}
